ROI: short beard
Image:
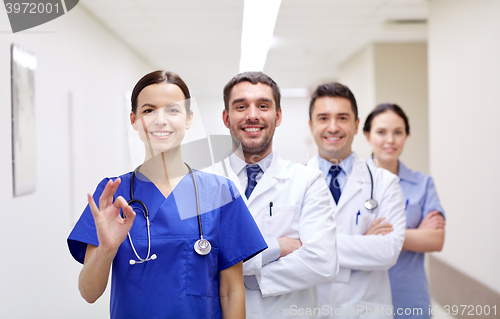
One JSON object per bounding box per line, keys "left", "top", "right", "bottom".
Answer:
{"left": 227, "top": 116, "right": 276, "bottom": 160}
{"left": 241, "top": 136, "right": 273, "bottom": 156}
{"left": 230, "top": 131, "right": 274, "bottom": 160}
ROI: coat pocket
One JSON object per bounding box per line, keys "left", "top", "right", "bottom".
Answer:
{"left": 265, "top": 205, "right": 301, "bottom": 238}
{"left": 406, "top": 204, "right": 423, "bottom": 229}
{"left": 357, "top": 213, "right": 377, "bottom": 235}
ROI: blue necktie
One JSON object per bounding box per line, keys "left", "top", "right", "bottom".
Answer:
{"left": 245, "top": 164, "right": 262, "bottom": 199}
{"left": 329, "top": 165, "right": 342, "bottom": 204}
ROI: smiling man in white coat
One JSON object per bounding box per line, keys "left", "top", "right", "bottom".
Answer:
{"left": 207, "top": 72, "right": 338, "bottom": 319}
{"left": 307, "top": 83, "right": 406, "bottom": 319}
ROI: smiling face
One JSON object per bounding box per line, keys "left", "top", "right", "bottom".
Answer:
{"left": 364, "top": 110, "right": 408, "bottom": 165}
{"left": 309, "top": 96, "right": 359, "bottom": 163}
{"left": 223, "top": 81, "right": 282, "bottom": 162}
{"left": 130, "top": 83, "right": 192, "bottom": 159}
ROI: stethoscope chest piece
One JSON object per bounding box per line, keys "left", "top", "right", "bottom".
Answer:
{"left": 364, "top": 199, "right": 378, "bottom": 210}
{"left": 194, "top": 239, "right": 211, "bottom": 255}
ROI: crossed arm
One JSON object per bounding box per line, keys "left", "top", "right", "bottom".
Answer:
{"left": 366, "top": 210, "right": 445, "bottom": 252}
{"left": 256, "top": 175, "right": 338, "bottom": 297}
{"left": 402, "top": 211, "right": 445, "bottom": 252}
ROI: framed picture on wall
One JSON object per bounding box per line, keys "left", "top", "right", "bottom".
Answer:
{"left": 11, "top": 44, "right": 37, "bottom": 197}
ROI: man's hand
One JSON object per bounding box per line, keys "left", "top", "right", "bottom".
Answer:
{"left": 365, "top": 217, "right": 393, "bottom": 236}
{"left": 277, "top": 237, "right": 302, "bottom": 257}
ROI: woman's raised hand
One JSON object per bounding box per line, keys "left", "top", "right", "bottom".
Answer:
{"left": 87, "top": 178, "right": 136, "bottom": 253}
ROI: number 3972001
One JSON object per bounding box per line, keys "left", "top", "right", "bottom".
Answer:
{"left": 444, "top": 305, "right": 496, "bottom": 316}
{"left": 5, "top": 2, "right": 60, "bottom": 14}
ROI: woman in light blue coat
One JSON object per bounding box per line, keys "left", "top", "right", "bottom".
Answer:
{"left": 363, "top": 103, "right": 445, "bottom": 319}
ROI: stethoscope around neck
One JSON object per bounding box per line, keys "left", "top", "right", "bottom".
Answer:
{"left": 364, "top": 163, "right": 378, "bottom": 210}
{"left": 126, "top": 163, "right": 211, "bottom": 265}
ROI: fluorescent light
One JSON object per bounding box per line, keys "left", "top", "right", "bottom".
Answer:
{"left": 239, "top": 0, "right": 282, "bottom": 73}
{"left": 12, "top": 45, "right": 37, "bottom": 70}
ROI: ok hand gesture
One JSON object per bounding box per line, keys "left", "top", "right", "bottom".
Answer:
{"left": 87, "top": 178, "right": 136, "bottom": 253}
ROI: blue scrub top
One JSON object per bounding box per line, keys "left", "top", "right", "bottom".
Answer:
{"left": 383, "top": 160, "right": 445, "bottom": 318}
{"left": 68, "top": 169, "right": 267, "bottom": 319}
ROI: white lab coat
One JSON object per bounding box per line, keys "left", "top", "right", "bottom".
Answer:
{"left": 307, "top": 153, "right": 406, "bottom": 319}
{"left": 206, "top": 153, "right": 338, "bottom": 319}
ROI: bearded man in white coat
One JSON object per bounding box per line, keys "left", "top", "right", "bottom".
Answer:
{"left": 207, "top": 72, "right": 338, "bottom": 319}
{"left": 307, "top": 83, "right": 406, "bottom": 319}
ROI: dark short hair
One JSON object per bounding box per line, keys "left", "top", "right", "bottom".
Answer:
{"left": 309, "top": 82, "right": 358, "bottom": 120}
{"left": 131, "top": 70, "right": 191, "bottom": 114}
{"left": 223, "top": 71, "right": 281, "bottom": 112}
{"left": 363, "top": 103, "right": 410, "bottom": 135}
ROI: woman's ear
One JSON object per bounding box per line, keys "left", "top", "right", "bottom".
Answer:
{"left": 130, "top": 112, "right": 139, "bottom": 131}
{"left": 185, "top": 111, "right": 194, "bottom": 130}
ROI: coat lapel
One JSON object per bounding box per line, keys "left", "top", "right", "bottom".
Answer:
{"left": 306, "top": 155, "right": 319, "bottom": 169}
{"left": 217, "top": 157, "right": 250, "bottom": 206}
{"left": 212, "top": 154, "right": 287, "bottom": 213}
{"left": 336, "top": 155, "right": 370, "bottom": 211}
{"left": 307, "top": 153, "right": 370, "bottom": 211}
{"left": 246, "top": 154, "right": 285, "bottom": 206}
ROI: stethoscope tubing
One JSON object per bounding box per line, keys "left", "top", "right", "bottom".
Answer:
{"left": 364, "top": 163, "right": 378, "bottom": 211}
{"left": 126, "top": 163, "right": 208, "bottom": 265}
{"left": 187, "top": 163, "right": 204, "bottom": 240}
{"left": 366, "top": 163, "right": 374, "bottom": 200}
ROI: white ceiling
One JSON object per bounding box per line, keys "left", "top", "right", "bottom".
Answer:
{"left": 80, "top": 0, "right": 428, "bottom": 96}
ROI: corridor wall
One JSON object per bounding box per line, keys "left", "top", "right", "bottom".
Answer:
{"left": 428, "top": 0, "right": 500, "bottom": 298}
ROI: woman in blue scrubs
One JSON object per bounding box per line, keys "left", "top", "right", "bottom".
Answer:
{"left": 363, "top": 103, "right": 445, "bottom": 318}
{"left": 67, "top": 70, "right": 267, "bottom": 319}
